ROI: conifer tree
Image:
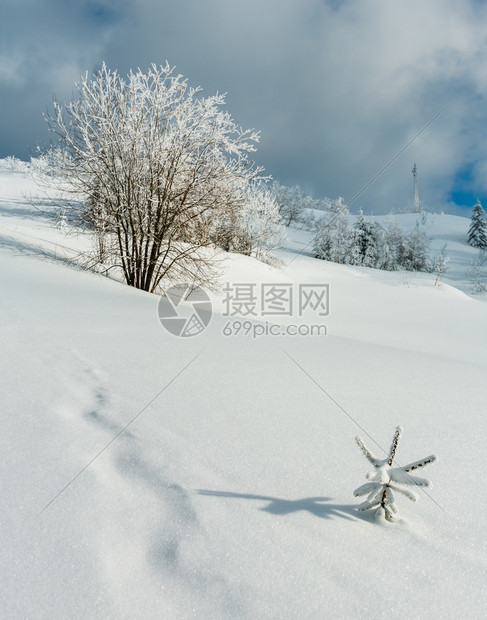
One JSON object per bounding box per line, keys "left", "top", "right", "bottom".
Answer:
{"left": 468, "top": 200, "right": 487, "bottom": 249}
{"left": 350, "top": 211, "right": 383, "bottom": 267}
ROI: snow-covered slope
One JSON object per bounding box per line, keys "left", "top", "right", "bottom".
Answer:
{"left": 1, "top": 167, "right": 486, "bottom": 619}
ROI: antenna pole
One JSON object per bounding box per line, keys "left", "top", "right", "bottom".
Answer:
{"left": 412, "top": 163, "right": 420, "bottom": 212}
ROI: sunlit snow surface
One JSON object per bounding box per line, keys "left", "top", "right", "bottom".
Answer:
{"left": 1, "top": 165, "right": 486, "bottom": 619}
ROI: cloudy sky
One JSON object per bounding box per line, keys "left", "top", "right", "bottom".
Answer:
{"left": 3, "top": 0, "right": 487, "bottom": 215}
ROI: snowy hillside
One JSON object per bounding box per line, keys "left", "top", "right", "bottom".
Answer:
{"left": 1, "top": 166, "right": 486, "bottom": 619}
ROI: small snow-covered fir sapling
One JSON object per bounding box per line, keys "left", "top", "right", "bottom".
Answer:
{"left": 354, "top": 426, "right": 437, "bottom": 522}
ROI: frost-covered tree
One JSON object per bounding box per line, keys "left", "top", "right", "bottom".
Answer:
{"left": 325, "top": 197, "right": 351, "bottom": 263}
{"left": 466, "top": 250, "right": 487, "bottom": 293}
{"left": 468, "top": 200, "right": 487, "bottom": 249}
{"left": 349, "top": 211, "right": 385, "bottom": 268}
{"left": 431, "top": 243, "right": 449, "bottom": 285}
{"left": 44, "top": 63, "right": 264, "bottom": 292}
{"left": 354, "top": 426, "right": 436, "bottom": 522}
{"left": 0, "top": 156, "right": 29, "bottom": 172}
{"left": 313, "top": 197, "right": 351, "bottom": 263}
{"left": 383, "top": 218, "right": 406, "bottom": 270}
{"left": 313, "top": 225, "right": 334, "bottom": 261}
{"left": 218, "top": 183, "right": 284, "bottom": 260}
{"left": 314, "top": 206, "right": 433, "bottom": 273}
{"left": 299, "top": 202, "right": 322, "bottom": 232}
{"left": 272, "top": 182, "right": 311, "bottom": 227}
{"left": 401, "top": 222, "right": 430, "bottom": 271}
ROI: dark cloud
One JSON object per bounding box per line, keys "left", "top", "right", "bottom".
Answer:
{"left": 2, "top": 0, "right": 487, "bottom": 213}
{"left": 0, "top": 1, "right": 120, "bottom": 154}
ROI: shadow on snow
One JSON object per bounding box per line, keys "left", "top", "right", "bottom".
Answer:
{"left": 197, "top": 490, "right": 371, "bottom": 523}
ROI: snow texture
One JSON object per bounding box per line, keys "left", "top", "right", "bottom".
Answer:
{"left": 1, "top": 164, "right": 486, "bottom": 618}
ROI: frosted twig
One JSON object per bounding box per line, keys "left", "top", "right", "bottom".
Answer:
{"left": 387, "top": 425, "right": 403, "bottom": 465}
{"left": 354, "top": 426, "right": 436, "bottom": 522}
